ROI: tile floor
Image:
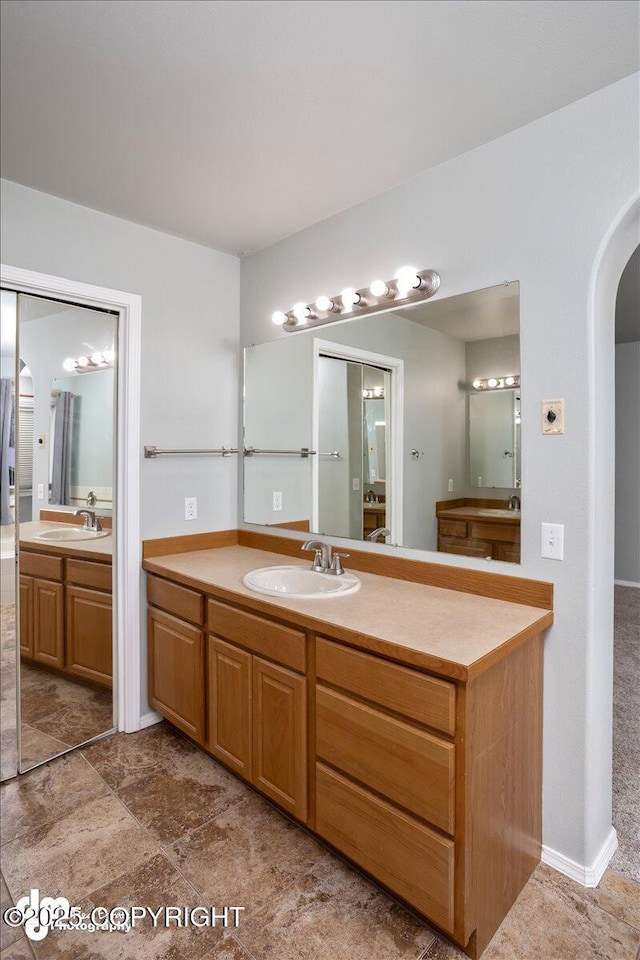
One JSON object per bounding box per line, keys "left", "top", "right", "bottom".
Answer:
{"left": 1, "top": 722, "right": 638, "bottom": 960}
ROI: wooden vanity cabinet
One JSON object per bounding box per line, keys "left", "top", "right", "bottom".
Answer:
{"left": 145, "top": 566, "right": 545, "bottom": 959}
{"left": 20, "top": 549, "right": 112, "bottom": 687}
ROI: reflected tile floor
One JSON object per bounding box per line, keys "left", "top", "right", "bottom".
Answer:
{"left": 1, "top": 722, "right": 638, "bottom": 960}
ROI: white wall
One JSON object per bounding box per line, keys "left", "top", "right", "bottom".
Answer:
{"left": 1, "top": 180, "right": 240, "bottom": 716}
{"left": 239, "top": 75, "right": 640, "bottom": 872}
{"left": 615, "top": 341, "right": 640, "bottom": 584}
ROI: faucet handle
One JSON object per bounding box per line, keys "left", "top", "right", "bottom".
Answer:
{"left": 329, "top": 553, "right": 350, "bottom": 575}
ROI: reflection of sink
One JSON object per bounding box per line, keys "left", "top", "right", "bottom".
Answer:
{"left": 243, "top": 565, "right": 360, "bottom": 599}
{"left": 33, "top": 528, "right": 110, "bottom": 542}
{"left": 477, "top": 509, "right": 520, "bottom": 519}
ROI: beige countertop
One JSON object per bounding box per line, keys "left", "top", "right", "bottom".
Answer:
{"left": 19, "top": 520, "right": 113, "bottom": 561}
{"left": 437, "top": 506, "right": 521, "bottom": 525}
{"left": 143, "top": 545, "right": 551, "bottom": 680}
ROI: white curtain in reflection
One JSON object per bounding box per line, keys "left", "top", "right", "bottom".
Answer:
{"left": 50, "top": 390, "right": 75, "bottom": 505}
{"left": 0, "top": 379, "right": 14, "bottom": 526}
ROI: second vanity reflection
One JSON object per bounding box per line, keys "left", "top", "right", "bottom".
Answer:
{"left": 244, "top": 281, "right": 522, "bottom": 562}
{"left": 17, "top": 293, "right": 117, "bottom": 771}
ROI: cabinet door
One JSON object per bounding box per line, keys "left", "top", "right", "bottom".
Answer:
{"left": 66, "top": 585, "right": 113, "bottom": 688}
{"left": 19, "top": 575, "right": 34, "bottom": 658}
{"left": 207, "top": 636, "right": 252, "bottom": 778}
{"left": 32, "top": 578, "right": 64, "bottom": 669}
{"left": 252, "top": 656, "right": 307, "bottom": 821}
{"left": 148, "top": 606, "right": 205, "bottom": 743}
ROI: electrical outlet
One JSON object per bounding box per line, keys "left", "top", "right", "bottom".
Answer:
{"left": 542, "top": 399, "right": 565, "bottom": 435}
{"left": 541, "top": 522, "right": 564, "bottom": 560}
{"left": 352, "top": 478, "right": 360, "bottom": 491}
{"left": 448, "top": 479, "right": 454, "bottom": 492}
{"left": 37, "top": 484, "right": 44, "bottom": 500}
{"left": 184, "top": 497, "right": 197, "bottom": 521}
{"left": 273, "top": 491, "right": 283, "bottom": 512}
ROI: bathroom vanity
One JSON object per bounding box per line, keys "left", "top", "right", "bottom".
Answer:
{"left": 18, "top": 520, "right": 113, "bottom": 689}
{"left": 143, "top": 535, "right": 552, "bottom": 958}
{"left": 436, "top": 499, "right": 521, "bottom": 563}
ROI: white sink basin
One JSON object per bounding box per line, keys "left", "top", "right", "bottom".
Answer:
{"left": 477, "top": 509, "right": 520, "bottom": 519}
{"left": 243, "top": 565, "right": 360, "bottom": 599}
{"left": 33, "top": 528, "right": 110, "bottom": 542}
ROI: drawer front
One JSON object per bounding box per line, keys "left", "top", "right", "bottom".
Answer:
{"left": 469, "top": 521, "right": 520, "bottom": 543}
{"left": 66, "top": 558, "right": 112, "bottom": 592}
{"left": 147, "top": 574, "right": 204, "bottom": 626}
{"left": 438, "top": 536, "right": 492, "bottom": 559}
{"left": 208, "top": 600, "right": 306, "bottom": 673}
{"left": 19, "top": 551, "right": 63, "bottom": 581}
{"left": 316, "top": 637, "right": 455, "bottom": 735}
{"left": 439, "top": 519, "right": 467, "bottom": 538}
{"left": 494, "top": 542, "right": 521, "bottom": 563}
{"left": 316, "top": 763, "right": 455, "bottom": 934}
{"left": 316, "top": 686, "right": 454, "bottom": 833}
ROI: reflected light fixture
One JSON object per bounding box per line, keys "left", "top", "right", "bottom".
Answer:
{"left": 62, "top": 352, "right": 115, "bottom": 374}
{"left": 472, "top": 375, "right": 521, "bottom": 391}
{"left": 272, "top": 266, "right": 440, "bottom": 333}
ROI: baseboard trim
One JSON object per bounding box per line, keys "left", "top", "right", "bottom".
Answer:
{"left": 542, "top": 827, "right": 618, "bottom": 887}
{"left": 138, "top": 710, "right": 163, "bottom": 730}
{"left": 614, "top": 579, "right": 640, "bottom": 588}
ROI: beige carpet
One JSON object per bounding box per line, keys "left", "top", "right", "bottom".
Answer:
{"left": 610, "top": 585, "right": 640, "bottom": 882}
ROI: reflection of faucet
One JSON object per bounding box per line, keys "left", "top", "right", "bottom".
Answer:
{"left": 75, "top": 509, "right": 102, "bottom": 532}
{"left": 508, "top": 495, "right": 521, "bottom": 511}
{"left": 367, "top": 527, "right": 390, "bottom": 543}
{"left": 86, "top": 490, "right": 97, "bottom": 506}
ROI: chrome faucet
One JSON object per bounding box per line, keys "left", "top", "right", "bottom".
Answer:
{"left": 74, "top": 509, "right": 102, "bottom": 532}
{"left": 508, "top": 495, "right": 521, "bottom": 511}
{"left": 367, "top": 527, "right": 390, "bottom": 543}
{"left": 86, "top": 490, "right": 97, "bottom": 507}
{"left": 301, "top": 540, "right": 350, "bottom": 575}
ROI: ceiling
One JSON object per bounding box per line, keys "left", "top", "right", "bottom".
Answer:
{"left": 1, "top": 1, "right": 638, "bottom": 256}
{"left": 397, "top": 282, "right": 519, "bottom": 342}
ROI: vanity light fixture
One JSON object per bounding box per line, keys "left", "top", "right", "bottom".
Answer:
{"left": 362, "top": 387, "right": 385, "bottom": 399}
{"left": 62, "top": 352, "right": 115, "bottom": 374}
{"left": 472, "top": 375, "right": 521, "bottom": 391}
{"left": 273, "top": 266, "right": 440, "bottom": 333}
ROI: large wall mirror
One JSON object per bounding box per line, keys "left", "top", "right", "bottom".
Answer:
{"left": 0, "top": 289, "right": 117, "bottom": 778}
{"left": 244, "top": 281, "right": 522, "bottom": 563}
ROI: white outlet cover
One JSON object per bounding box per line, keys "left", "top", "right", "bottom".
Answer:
{"left": 184, "top": 497, "right": 197, "bottom": 520}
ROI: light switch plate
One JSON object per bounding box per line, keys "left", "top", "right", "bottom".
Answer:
{"left": 542, "top": 399, "right": 565, "bottom": 434}
{"left": 352, "top": 478, "right": 360, "bottom": 491}
{"left": 541, "top": 522, "right": 564, "bottom": 560}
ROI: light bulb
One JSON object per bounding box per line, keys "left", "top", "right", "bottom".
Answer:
{"left": 292, "top": 302, "right": 311, "bottom": 322}
{"left": 505, "top": 376, "right": 516, "bottom": 386}
{"left": 374, "top": 387, "right": 383, "bottom": 397}
{"left": 362, "top": 389, "right": 369, "bottom": 398}
{"left": 395, "top": 265, "right": 420, "bottom": 297}
{"left": 472, "top": 380, "right": 482, "bottom": 390}
{"left": 91, "top": 353, "right": 104, "bottom": 366}
{"left": 369, "top": 279, "right": 388, "bottom": 298}
{"left": 102, "top": 349, "right": 114, "bottom": 365}
{"left": 315, "top": 295, "right": 334, "bottom": 313}
{"left": 341, "top": 287, "right": 361, "bottom": 311}
{"left": 272, "top": 311, "right": 287, "bottom": 326}
{"left": 63, "top": 358, "right": 76, "bottom": 372}
{"left": 77, "top": 356, "right": 89, "bottom": 368}
{"left": 487, "top": 378, "right": 498, "bottom": 388}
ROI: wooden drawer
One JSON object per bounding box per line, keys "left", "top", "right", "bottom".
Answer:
{"left": 469, "top": 521, "right": 520, "bottom": 543}
{"left": 439, "top": 519, "right": 467, "bottom": 538}
{"left": 147, "top": 574, "right": 204, "bottom": 626}
{"left": 316, "top": 637, "right": 455, "bottom": 735}
{"left": 66, "top": 557, "right": 112, "bottom": 592}
{"left": 494, "top": 542, "right": 521, "bottom": 563}
{"left": 208, "top": 600, "right": 306, "bottom": 673}
{"left": 19, "top": 551, "right": 63, "bottom": 582}
{"left": 316, "top": 686, "right": 454, "bottom": 833}
{"left": 316, "top": 763, "right": 455, "bottom": 934}
{"left": 438, "top": 536, "right": 492, "bottom": 559}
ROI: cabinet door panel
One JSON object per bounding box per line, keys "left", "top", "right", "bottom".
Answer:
{"left": 148, "top": 607, "right": 205, "bottom": 743}
{"left": 66, "top": 585, "right": 113, "bottom": 688}
{"left": 32, "top": 578, "right": 64, "bottom": 669}
{"left": 207, "top": 636, "right": 252, "bottom": 777}
{"left": 252, "top": 656, "right": 307, "bottom": 821}
{"left": 19, "top": 575, "right": 34, "bottom": 658}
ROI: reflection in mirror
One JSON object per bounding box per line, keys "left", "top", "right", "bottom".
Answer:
{"left": 0, "top": 290, "right": 18, "bottom": 780}
{"left": 14, "top": 293, "right": 117, "bottom": 772}
{"left": 469, "top": 389, "right": 521, "bottom": 488}
{"left": 244, "top": 281, "right": 522, "bottom": 562}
